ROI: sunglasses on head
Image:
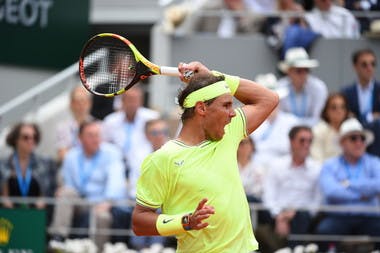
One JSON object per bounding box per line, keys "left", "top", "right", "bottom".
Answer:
{"left": 347, "top": 134, "right": 366, "bottom": 143}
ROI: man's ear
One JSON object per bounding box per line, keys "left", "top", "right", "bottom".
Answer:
{"left": 194, "top": 101, "right": 207, "bottom": 116}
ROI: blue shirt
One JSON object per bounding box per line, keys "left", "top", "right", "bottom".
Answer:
{"left": 320, "top": 153, "right": 380, "bottom": 215}
{"left": 62, "top": 143, "right": 127, "bottom": 202}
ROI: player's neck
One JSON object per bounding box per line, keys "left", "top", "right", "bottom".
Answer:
{"left": 177, "top": 123, "right": 206, "bottom": 146}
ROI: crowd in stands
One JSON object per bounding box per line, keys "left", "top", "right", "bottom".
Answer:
{"left": 1, "top": 1, "right": 380, "bottom": 252}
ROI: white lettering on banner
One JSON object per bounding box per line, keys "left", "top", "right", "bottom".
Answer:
{"left": 0, "top": 0, "right": 53, "bottom": 28}
{"left": 8, "top": 249, "right": 33, "bottom": 253}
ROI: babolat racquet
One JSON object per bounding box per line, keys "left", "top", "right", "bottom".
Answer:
{"left": 79, "top": 33, "right": 191, "bottom": 97}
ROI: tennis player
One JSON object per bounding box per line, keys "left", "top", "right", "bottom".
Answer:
{"left": 132, "top": 61, "right": 279, "bottom": 252}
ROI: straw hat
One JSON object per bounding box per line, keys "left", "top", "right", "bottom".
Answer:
{"left": 339, "top": 118, "right": 374, "bottom": 146}
{"left": 278, "top": 47, "right": 319, "bottom": 73}
{"left": 255, "top": 73, "right": 288, "bottom": 99}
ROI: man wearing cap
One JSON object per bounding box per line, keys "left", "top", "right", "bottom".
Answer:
{"left": 315, "top": 118, "right": 380, "bottom": 247}
{"left": 277, "top": 47, "right": 328, "bottom": 126}
{"left": 131, "top": 61, "right": 279, "bottom": 252}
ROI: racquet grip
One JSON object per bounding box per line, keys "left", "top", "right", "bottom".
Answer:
{"left": 160, "top": 66, "right": 194, "bottom": 80}
{"left": 160, "top": 66, "right": 180, "bottom": 76}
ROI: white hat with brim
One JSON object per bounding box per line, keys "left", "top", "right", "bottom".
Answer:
{"left": 278, "top": 47, "right": 319, "bottom": 73}
{"left": 339, "top": 118, "right": 374, "bottom": 146}
{"left": 255, "top": 73, "right": 289, "bottom": 99}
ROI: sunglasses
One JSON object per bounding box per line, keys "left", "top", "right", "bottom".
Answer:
{"left": 20, "top": 134, "right": 36, "bottom": 141}
{"left": 294, "top": 68, "right": 310, "bottom": 74}
{"left": 148, "top": 129, "right": 169, "bottom": 137}
{"left": 297, "top": 137, "right": 313, "bottom": 144}
{"left": 329, "top": 104, "right": 346, "bottom": 110}
{"left": 359, "top": 61, "right": 376, "bottom": 68}
{"left": 347, "top": 134, "right": 366, "bottom": 143}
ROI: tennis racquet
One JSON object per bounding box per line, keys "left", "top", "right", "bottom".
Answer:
{"left": 78, "top": 33, "right": 192, "bottom": 97}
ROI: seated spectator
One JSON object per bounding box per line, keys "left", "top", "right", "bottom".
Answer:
{"left": 102, "top": 86, "right": 160, "bottom": 200}
{"left": 56, "top": 86, "right": 93, "bottom": 163}
{"left": 315, "top": 118, "right": 380, "bottom": 250}
{"left": 192, "top": 0, "right": 276, "bottom": 37}
{"left": 0, "top": 122, "right": 58, "bottom": 221}
{"left": 344, "top": 0, "right": 380, "bottom": 33}
{"left": 277, "top": 47, "right": 328, "bottom": 126}
{"left": 310, "top": 93, "right": 349, "bottom": 163}
{"left": 305, "top": 0, "right": 360, "bottom": 38}
{"left": 129, "top": 118, "right": 169, "bottom": 250}
{"left": 263, "top": 0, "right": 318, "bottom": 59}
{"left": 261, "top": 126, "right": 321, "bottom": 251}
{"left": 238, "top": 137, "right": 265, "bottom": 202}
{"left": 251, "top": 73, "right": 300, "bottom": 169}
{"left": 50, "top": 120, "right": 127, "bottom": 250}
{"left": 341, "top": 48, "right": 380, "bottom": 157}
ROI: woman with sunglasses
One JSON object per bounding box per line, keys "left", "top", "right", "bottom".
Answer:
{"left": 310, "top": 93, "right": 349, "bottom": 163}
{"left": 0, "top": 122, "right": 58, "bottom": 210}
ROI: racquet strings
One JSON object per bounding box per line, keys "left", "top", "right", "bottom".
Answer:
{"left": 82, "top": 36, "right": 137, "bottom": 94}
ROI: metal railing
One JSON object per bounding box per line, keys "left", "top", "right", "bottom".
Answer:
{"left": 2, "top": 196, "right": 380, "bottom": 243}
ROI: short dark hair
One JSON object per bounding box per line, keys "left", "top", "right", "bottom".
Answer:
{"left": 78, "top": 119, "right": 100, "bottom": 136}
{"left": 288, "top": 125, "right": 312, "bottom": 140}
{"left": 6, "top": 122, "right": 41, "bottom": 148}
{"left": 177, "top": 73, "right": 224, "bottom": 122}
{"left": 352, "top": 48, "right": 376, "bottom": 65}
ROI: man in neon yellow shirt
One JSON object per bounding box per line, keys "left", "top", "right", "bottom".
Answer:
{"left": 132, "top": 61, "right": 279, "bottom": 252}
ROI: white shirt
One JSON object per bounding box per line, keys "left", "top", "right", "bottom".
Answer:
{"left": 239, "top": 160, "right": 266, "bottom": 199}
{"left": 251, "top": 110, "right": 300, "bottom": 169}
{"left": 278, "top": 74, "right": 328, "bottom": 126}
{"left": 305, "top": 5, "right": 360, "bottom": 38}
{"left": 102, "top": 107, "right": 160, "bottom": 199}
{"left": 356, "top": 80, "right": 375, "bottom": 121}
{"left": 263, "top": 155, "right": 321, "bottom": 216}
{"left": 55, "top": 115, "right": 80, "bottom": 150}
{"left": 311, "top": 120, "right": 342, "bottom": 163}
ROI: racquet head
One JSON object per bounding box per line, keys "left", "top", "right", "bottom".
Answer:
{"left": 79, "top": 33, "right": 161, "bottom": 97}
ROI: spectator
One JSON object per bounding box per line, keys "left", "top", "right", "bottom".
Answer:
{"left": 50, "top": 120, "right": 127, "bottom": 250}
{"left": 315, "top": 118, "right": 380, "bottom": 250}
{"left": 129, "top": 118, "right": 169, "bottom": 250}
{"left": 310, "top": 93, "right": 349, "bottom": 163}
{"left": 56, "top": 86, "right": 93, "bottom": 163}
{"left": 0, "top": 123, "right": 57, "bottom": 209}
{"left": 341, "top": 48, "right": 380, "bottom": 157}
{"left": 193, "top": 0, "right": 276, "bottom": 38}
{"left": 277, "top": 47, "right": 328, "bottom": 126}
{"left": 263, "top": 0, "right": 318, "bottom": 59}
{"left": 344, "top": 0, "right": 380, "bottom": 33}
{"left": 238, "top": 136, "right": 265, "bottom": 202}
{"left": 262, "top": 125, "right": 321, "bottom": 250}
{"left": 102, "top": 86, "right": 160, "bottom": 200}
{"left": 251, "top": 73, "right": 300, "bottom": 169}
{"left": 305, "top": 0, "right": 360, "bottom": 38}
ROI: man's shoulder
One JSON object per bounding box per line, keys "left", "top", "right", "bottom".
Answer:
{"left": 340, "top": 82, "right": 356, "bottom": 93}
{"left": 103, "top": 111, "right": 124, "bottom": 124}
{"left": 330, "top": 5, "right": 355, "bottom": 17}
